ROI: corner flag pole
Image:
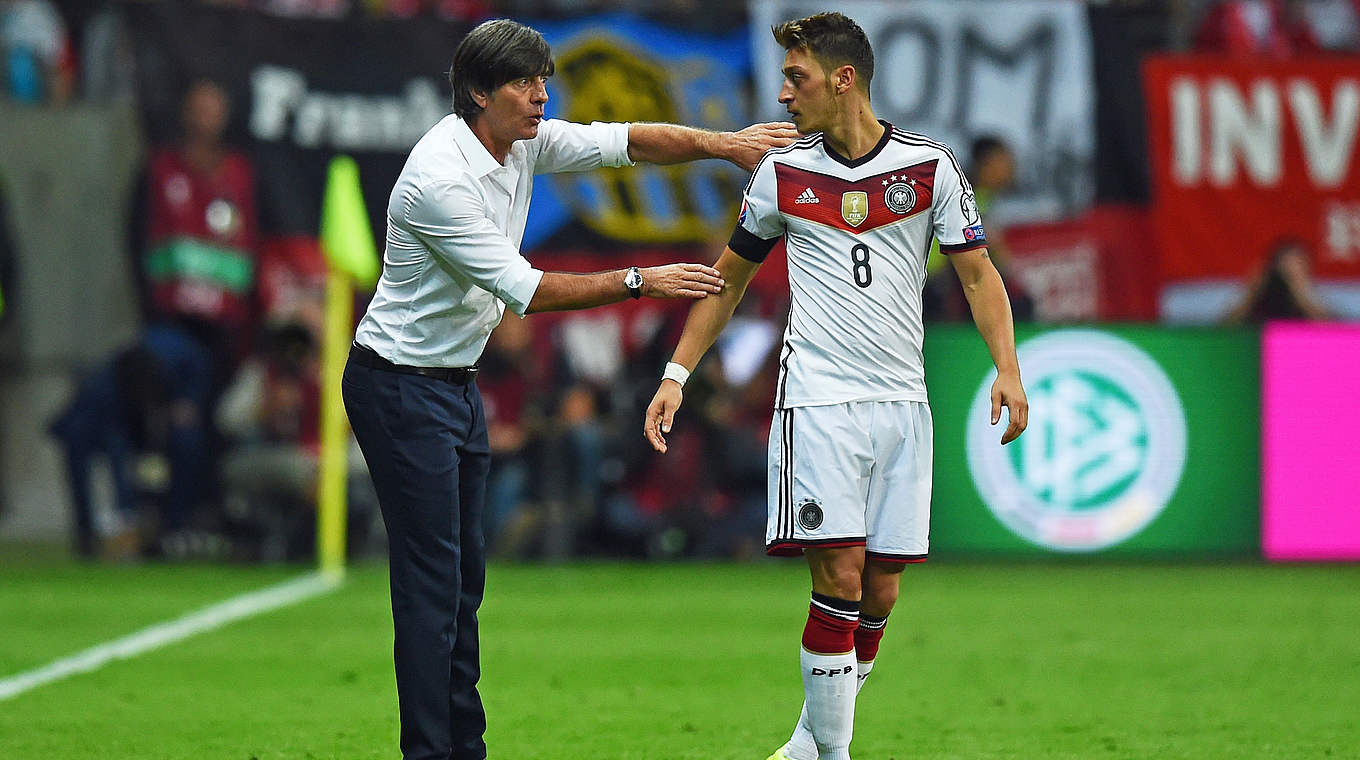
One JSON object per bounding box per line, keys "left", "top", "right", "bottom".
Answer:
{"left": 317, "top": 155, "right": 380, "bottom": 579}
{"left": 318, "top": 268, "right": 352, "bottom": 579}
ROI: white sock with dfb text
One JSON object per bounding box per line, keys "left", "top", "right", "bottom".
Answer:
{"left": 785, "top": 659, "right": 873, "bottom": 760}
{"left": 799, "top": 648, "right": 857, "bottom": 760}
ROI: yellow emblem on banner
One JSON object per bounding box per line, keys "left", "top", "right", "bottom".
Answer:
{"left": 841, "top": 191, "right": 868, "bottom": 227}
{"left": 553, "top": 37, "right": 743, "bottom": 244}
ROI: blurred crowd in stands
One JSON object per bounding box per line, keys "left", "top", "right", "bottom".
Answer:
{"left": 3, "top": 0, "right": 1356, "bottom": 563}
{"left": 1, "top": 0, "right": 756, "bottom": 107}
{"left": 43, "top": 77, "right": 372, "bottom": 562}
{"left": 5, "top": 1, "right": 1360, "bottom": 107}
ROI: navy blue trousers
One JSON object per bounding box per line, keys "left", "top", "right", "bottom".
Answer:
{"left": 343, "top": 359, "right": 490, "bottom": 760}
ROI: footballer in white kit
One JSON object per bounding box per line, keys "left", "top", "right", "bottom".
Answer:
{"left": 645, "top": 12, "right": 1028, "bottom": 760}
{"left": 746, "top": 123, "right": 985, "bottom": 561}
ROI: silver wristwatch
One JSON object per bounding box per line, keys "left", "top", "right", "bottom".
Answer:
{"left": 624, "top": 266, "right": 643, "bottom": 299}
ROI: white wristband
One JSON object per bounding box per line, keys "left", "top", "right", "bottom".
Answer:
{"left": 662, "top": 361, "right": 691, "bottom": 387}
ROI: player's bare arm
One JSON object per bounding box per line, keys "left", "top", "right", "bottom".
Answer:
{"left": 527, "top": 264, "right": 724, "bottom": 314}
{"left": 644, "top": 248, "right": 762, "bottom": 453}
{"left": 627, "top": 122, "right": 800, "bottom": 172}
{"left": 950, "top": 247, "right": 1029, "bottom": 444}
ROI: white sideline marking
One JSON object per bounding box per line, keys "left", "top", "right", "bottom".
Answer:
{"left": 0, "top": 571, "right": 341, "bottom": 701}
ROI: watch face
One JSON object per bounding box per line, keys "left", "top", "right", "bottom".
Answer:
{"left": 625, "top": 270, "right": 642, "bottom": 288}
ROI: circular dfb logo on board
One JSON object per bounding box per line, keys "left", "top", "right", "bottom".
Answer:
{"left": 884, "top": 182, "right": 916, "bottom": 214}
{"left": 797, "top": 499, "right": 824, "bottom": 530}
{"left": 965, "top": 330, "right": 1187, "bottom": 552}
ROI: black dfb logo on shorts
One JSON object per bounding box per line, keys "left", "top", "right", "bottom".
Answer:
{"left": 797, "top": 499, "right": 824, "bottom": 530}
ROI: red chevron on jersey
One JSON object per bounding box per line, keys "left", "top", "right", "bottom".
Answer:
{"left": 775, "top": 160, "right": 937, "bottom": 234}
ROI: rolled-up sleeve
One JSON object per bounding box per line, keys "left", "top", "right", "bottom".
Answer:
{"left": 530, "top": 119, "right": 634, "bottom": 174}
{"left": 402, "top": 180, "right": 544, "bottom": 316}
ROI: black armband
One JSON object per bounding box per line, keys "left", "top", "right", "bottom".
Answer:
{"left": 939, "top": 240, "right": 989, "bottom": 255}
{"left": 728, "top": 225, "right": 780, "bottom": 263}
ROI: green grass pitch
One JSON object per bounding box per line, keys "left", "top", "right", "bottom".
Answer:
{"left": 2, "top": 552, "right": 1357, "bottom": 759}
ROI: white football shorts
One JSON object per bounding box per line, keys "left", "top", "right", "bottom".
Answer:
{"left": 766, "top": 400, "right": 933, "bottom": 562}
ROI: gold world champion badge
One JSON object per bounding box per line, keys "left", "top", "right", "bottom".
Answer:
{"left": 841, "top": 191, "right": 868, "bottom": 227}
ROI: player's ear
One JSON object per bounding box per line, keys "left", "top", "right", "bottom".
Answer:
{"left": 471, "top": 87, "right": 490, "bottom": 109}
{"left": 835, "top": 64, "right": 856, "bottom": 95}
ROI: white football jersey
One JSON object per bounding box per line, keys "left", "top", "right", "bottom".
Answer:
{"left": 729, "top": 122, "right": 987, "bottom": 409}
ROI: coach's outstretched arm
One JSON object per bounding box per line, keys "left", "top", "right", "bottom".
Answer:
{"left": 628, "top": 122, "right": 800, "bottom": 172}
{"left": 527, "top": 264, "right": 724, "bottom": 314}
{"left": 951, "top": 248, "right": 1029, "bottom": 444}
{"left": 644, "top": 248, "right": 762, "bottom": 453}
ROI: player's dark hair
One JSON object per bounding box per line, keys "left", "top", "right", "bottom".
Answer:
{"left": 772, "top": 12, "right": 874, "bottom": 96}
{"left": 449, "top": 19, "right": 555, "bottom": 121}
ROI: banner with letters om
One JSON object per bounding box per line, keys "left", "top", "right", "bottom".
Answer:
{"left": 924, "top": 325, "right": 1260, "bottom": 558}
{"left": 749, "top": 0, "right": 1096, "bottom": 223}
{"left": 1144, "top": 56, "right": 1360, "bottom": 322}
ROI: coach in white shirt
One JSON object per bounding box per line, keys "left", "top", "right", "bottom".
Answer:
{"left": 342, "top": 19, "right": 797, "bottom": 760}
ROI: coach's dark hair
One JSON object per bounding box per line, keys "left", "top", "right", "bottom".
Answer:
{"left": 772, "top": 12, "right": 874, "bottom": 96}
{"left": 449, "top": 19, "right": 555, "bottom": 120}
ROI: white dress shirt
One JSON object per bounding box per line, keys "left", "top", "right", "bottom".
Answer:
{"left": 354, "top": 114, "right": 633, "bottom": 368}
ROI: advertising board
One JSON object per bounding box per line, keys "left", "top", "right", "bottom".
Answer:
{"left": 927, "top": 326, "right": 1259, "bottom": 556}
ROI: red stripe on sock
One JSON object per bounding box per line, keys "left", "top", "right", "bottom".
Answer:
{"left": 802, "top": 604, "right": 858, "bottom": 654}
{"left": 854, "top": 621, "right": 887, "bottom": 662}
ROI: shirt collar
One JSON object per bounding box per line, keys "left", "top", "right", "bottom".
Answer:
{"left": 450, "top": 115, "right": 504, "bottom": 178}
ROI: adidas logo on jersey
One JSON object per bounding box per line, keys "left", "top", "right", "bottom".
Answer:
{"left": 795, "top": 187, "right": 820, "bottom": 204}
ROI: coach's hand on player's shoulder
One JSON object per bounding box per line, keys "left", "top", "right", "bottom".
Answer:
{"left": 723, "top": 122, "right": 800, "bottom": 171}
{"left": 644, "top": 381, "right": 684, "bottom": 453}
{"left": 992, "top": 370, "right": 1029, "bottom": 445}
{"left": 641, "top": 264, "right": 725, "bottom": 299}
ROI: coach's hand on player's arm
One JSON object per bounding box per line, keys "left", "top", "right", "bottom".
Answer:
{"left": 991, "top": 371, "right": 1028, "bottom": 445}
{"left": 641, "top": 264, "right": 726, "bottom": 299}
{"left": 644, "top": 381, "right": 684, "bottom": 453}
{"left": 724, "top": 122, "right": 800, "bottom": 171}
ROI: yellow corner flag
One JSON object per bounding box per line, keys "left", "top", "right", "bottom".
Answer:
{"left": 316, "top": 155, "right": 379, "bottom": 579}
{"left": 320, "top": 155, "right": 380, "bottom": 288}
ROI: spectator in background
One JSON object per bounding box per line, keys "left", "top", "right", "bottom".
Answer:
{"left": 133, "top": 78, "right": 259, "bottom": 386}
{"left": 537, "top": 380, "right": 606, "bottom": 557}
{"left": 924, "top": 136, "right": 1034, "bottom": 322}
{"left": 1, "top": 0, "right": 74, "bottom": 103}
{"left": 491, "top": 313, "right": 614, "bottom": 559}
{"left": 464, "top": 315, "right": 547, "bottom": 555}
{"left": 214, "top": 322, "right": 320, "bottom": 560}
{"left": 125, "top": 78, "right": 260, "bottom": 543}
{"left": 682, "top": 297, "right": 780, "bottom": 559}
{"left": 591, "top": 295, "right": 777, "bottom": 560}
{"left": 215, "top": 321, "right": 377, "bottom": 560}
{"left": 1225, "top": 238, "right": 1335, "bottom": 322}
{"left": 48, "top": 325, "right": 214, "bottom": 559}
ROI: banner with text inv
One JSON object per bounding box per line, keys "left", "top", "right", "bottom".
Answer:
{"left": 1145, "top": 56, "right": 1360, "bottom": 321}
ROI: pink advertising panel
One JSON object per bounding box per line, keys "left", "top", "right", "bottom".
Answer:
{"left": 1262, "top": 323, "right": 1360, "bottom": 562}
